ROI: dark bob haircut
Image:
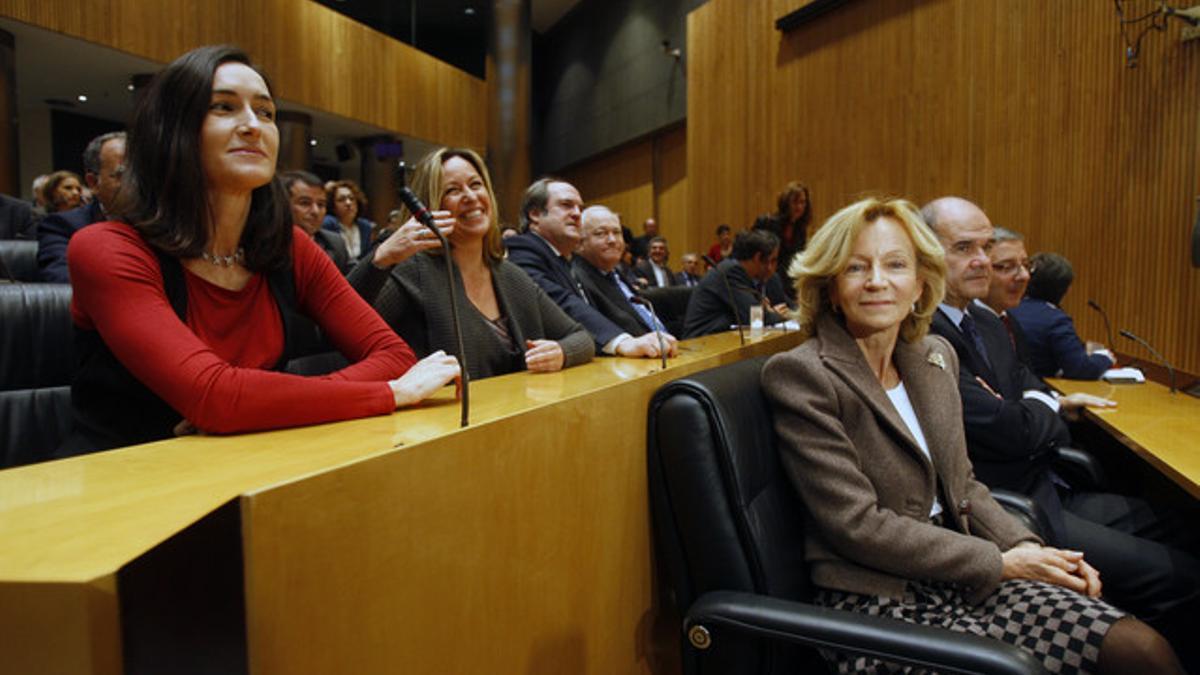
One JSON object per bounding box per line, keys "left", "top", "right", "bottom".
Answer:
{"left": 112, "top": 44, "right": 289, "bottom": 272}
{"left": 1026, "top": 252, "right": 1075, "bottom": 305}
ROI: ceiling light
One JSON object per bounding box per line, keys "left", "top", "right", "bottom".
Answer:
{"left": 77, "top": 95, "right": 88, "bottom": 102}
{"left": 309, "top": 139, "right": 318, "bottom": 147}
{"left": 464, "top": 7, "right": 475, "bottom": 15}
{"left": 127, "top": 84, "right": 135, "bottom": 91}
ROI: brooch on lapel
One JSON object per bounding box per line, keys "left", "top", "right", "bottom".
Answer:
{"left": 927, "top": 352, "right": 946, "bottom": 370}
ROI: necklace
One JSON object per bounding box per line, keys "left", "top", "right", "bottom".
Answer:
{"left": 200, "top": 247, "right": 245, "bottom": 267}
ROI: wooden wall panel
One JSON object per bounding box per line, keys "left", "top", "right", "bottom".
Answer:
{"left": 689, "top": 0, "right": 1200, "bottom": 375}
{"left": 561, "top": 139, "right": 655, "bottom": 233}
{"left": 653, "top": 124, "right": 693, "bottom": 256}
{"left": 0, "top": 0, "right": 486, "bottom": 149}
{"left": 560, "top": 125, "right": 696, "bottom": 262}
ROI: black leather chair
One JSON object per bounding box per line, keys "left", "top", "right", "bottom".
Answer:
{"left": 642, "top": 285, "right": 693, "bottom": 338}
{"left": 647, "top": 357, "right": 1044, "bottom": 675}
{"left": 1, "top": 283, "right": 75, "bottom": 468}
{"left": 0, "top": 239, "right": 38, "bottom": 282}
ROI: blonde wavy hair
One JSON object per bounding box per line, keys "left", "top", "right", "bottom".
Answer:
{"left": 789, "top": 196, "right": 946, "bottom": 342}
{"left": 401, "top": 147, "right": 504, "bottom": 263}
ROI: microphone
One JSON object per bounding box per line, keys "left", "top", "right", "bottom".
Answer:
{"left": 1119, "top": 329, "right": 1176, "bottom": 393}
{"left": 629, "top": 295, "right": 668, "bottom": 370}
{"left": 1087, "top": 299, "right": 1116, "bottom": 357}
{"left": 396, "top": 161, "right": 470, "bottom": 427}
{"left": 701, "top": 254, "right": 746, "bottom": 345}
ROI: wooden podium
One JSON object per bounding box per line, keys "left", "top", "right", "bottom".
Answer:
{"left": 0, "top": 330, "right": 802, "bottom": 674}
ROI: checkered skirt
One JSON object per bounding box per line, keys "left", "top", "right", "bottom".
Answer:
{"left": 814, "top": 579, "right": 1125, "bottom": 674}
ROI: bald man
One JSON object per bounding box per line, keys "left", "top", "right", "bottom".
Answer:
{"left": 923, "top": 196, "right": 1199, "bottom": 645}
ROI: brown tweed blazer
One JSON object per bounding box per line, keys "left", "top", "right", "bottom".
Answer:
{"left": 761, "top": 313, "right": 1038, "bottom": 604}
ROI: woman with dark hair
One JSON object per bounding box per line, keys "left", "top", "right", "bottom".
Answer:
{"left": 706, "top": 223, "right": 733, "bottom": 263}
{"left": 753, "top": 180, "right": 811, "bottom": 300}
{"left": 1009, "top": 252, "right": 1115, "bottom": 379}
{"left": 322, "top": 179, "right": 374, "bottom": 261}
{"left": 762, "top": 197, "right": 1179, "bottom": 673}
{"left": 41, "top": 170, "right": 85, "bottom": 213}
{"left": 349, "top": 147, "right": 593, "bottom": 380}
{"left": 63, "top": 45, "right": 459, "bottom": 454}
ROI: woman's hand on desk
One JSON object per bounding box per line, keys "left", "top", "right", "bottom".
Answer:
{"left": 524, "top": 339, "right": 566, "bottom": 373}
{"left": 389, "top": 351, "right": 462, "bottom": 407}
{"left": 1002, "top": 543, "right": 1103, "bottom": 597}
{"left": 372, "top": 212, "right": 455, "bottom": 267}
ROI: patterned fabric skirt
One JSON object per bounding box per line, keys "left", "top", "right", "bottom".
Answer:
{"left": 814, "top": 579, "right": 1126, "bottom": 674}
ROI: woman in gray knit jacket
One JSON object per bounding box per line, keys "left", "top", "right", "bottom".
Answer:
{"left": 349, "top": 147, "right": 593, "bottom": 380}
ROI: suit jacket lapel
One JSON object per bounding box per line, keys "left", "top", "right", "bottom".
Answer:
{"left": 933, "top": 308, "right": 1000, "bottom": 388}
{"left": 816, "top": 315, "right": 930, "bottom": 469}
{"left": 892, "top": 339, "right": 959, "bottom": 474}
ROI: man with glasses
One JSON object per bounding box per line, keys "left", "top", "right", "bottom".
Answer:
{"left": 976, "top": 227, "right": 1033, "bottom": 362}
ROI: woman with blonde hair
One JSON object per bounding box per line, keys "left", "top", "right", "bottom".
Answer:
{"left": 349, "top": 147, "right": 593, "bottom": 380}
{"left": 761, "top": 196, "right": 1179, "bottom": 673}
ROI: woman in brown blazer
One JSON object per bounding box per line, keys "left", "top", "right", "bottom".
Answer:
{"left": 761, "top": 197, "right": 1179, "bottom": 674}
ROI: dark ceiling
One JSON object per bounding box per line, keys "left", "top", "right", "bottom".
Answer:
{"left": 312, "top": 1, "right": 493, "bottom": 78}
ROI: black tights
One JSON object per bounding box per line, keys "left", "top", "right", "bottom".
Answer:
{"left": 1098, "top": 617, "right": 1184, "bottom": 674}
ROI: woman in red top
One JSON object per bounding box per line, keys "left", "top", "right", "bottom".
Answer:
{"left": 62, "top": 45, "right": 459, "bottom": 454}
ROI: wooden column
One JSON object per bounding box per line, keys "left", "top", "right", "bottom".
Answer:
{"left": 487, "top": 0, "right": 532, "bottom": 228}
{"left": 358, "top": 135, "right": 399, "bottom": 229}
{"left": 275, "top": 110, "right": 312, "bottom": 172}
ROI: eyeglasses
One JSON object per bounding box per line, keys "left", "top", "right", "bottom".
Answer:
{"left": 991, "top": 261, "right": 1032, "bottom": 276}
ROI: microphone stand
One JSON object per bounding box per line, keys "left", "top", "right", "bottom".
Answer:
{"left": 630, "top": 295, "right": 668, "bottom": 370}
{"left": 1119, "top": 329, "right": 1176, "bottom": 393}
{"left": 701, "top": 255, "right": 745, "bottom": 346}
{"left": 396, "top": 161, "right": 470, "bottom": 427}
{"left": 1087, "top": 299, "right": 1116, "bottom": 359}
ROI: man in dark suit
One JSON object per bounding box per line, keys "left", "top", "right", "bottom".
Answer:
{"left": 633, "top": 236, "right": 677, "bottom": 288}
{"left": 36, "top": 132, "right": 125, "bottom": 282}
{"left": 506, "top": 178, "right": 670, "bottom": 359}
{"left": 923, "top": 196, "right": 1199, "bottom": 638}
{"left": 629, "top": 217, "right": 657, "bottom": 261}
{"left": 573, "top": 205, "right": 677, "bottom": 353}
{"left": 0, "top": 193, "right": 36, "bottom": 240}
{"left": 677, "top": 253, "right": 703, "bottom": 287}
{"left": 1009, "top": 252, "right": 1115, "bottom": 380}
{"left": 281, "top": 171, "right": 350, "bottom": 273}
{"left": 682, "top": 229, "right": 786, "bottom": 338}
{"left": 978, "top": 226, "right": 1035, "bottom": 365}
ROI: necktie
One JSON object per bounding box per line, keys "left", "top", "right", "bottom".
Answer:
{"left": 1000, "top": 313, "right": 1018, "bottom": 352}
{"left": 611, "top": 272, "right": 659, "bottom": 331}
{"left": 562, "top": 257, "right": 588, "bottom": 303}
{"left": 959, "top": 313, "right": 991, "bottom": 370}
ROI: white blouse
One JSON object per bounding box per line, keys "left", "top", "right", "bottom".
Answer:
{"left": 886, "top": 381, "right": 943, "bottom": 519}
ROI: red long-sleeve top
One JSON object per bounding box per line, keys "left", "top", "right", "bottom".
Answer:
{"left": 68, "top": 221, "right": 416, "bottom": 434}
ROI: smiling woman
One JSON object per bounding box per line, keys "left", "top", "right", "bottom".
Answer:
{"left": 762, "top": 196, "right": 1180, "bottom": 673}
{"left": 347, "top": 147, "right": 593, "bottom": 380}
{"left": 60, "top": 45, "right": 461, "bottom": 457}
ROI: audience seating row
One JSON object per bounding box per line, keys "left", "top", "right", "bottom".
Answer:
{"left": 0, "top": 283, "right": 75, "bottom": 468}
{"left": 0, "top": 240, "right": 38, "bottom": 283}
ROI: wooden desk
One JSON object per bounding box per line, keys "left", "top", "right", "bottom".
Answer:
{"left": 0, "top": 329, "right": 802, "bottom": 675}
{"left": 1047, "top": 378, "right": 1200, "bottom": 499}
